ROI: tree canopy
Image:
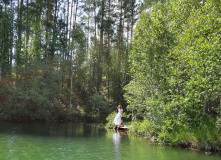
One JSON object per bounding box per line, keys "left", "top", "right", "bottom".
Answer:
{"left": 124, "top": 0, "right": 221, "bottom": 150}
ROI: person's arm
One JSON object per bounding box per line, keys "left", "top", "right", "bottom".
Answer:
{"left": 120, "top": 109, "right": 123, "bottom": 118}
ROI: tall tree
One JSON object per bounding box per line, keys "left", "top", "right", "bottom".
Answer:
{"left": 17, "top": 0, "right": 23, "bottom": 65}
{"left": 70, "top": 0, "right": 79, "bottom": 109}
{"left": 116, "top": 0, "right": 123, "bottom": 74}
{"left": 94, "top": 0, "right": 97, "bottom": 49}
{"left": 107, "top": 0, "right": 111, "bottom": 99}
{"left": 0, "top": 1, "right": 10, "bottom": 82}
{"left": 97, "top": 0, "right": 105, "bottom": 91}
{"left": 25, "top": 0, "right": 29, "bottom": 60}
{"left": 51, "top": 0, "right": 58, "bottom": 57}
{"left": 66, "top": 0, "right": 69, "bottom": 60}
{"left": 33, "top": 0, "right": 43, "bottom": 60}
{"left": 45, "top": 0, "right": 51, "bottom": 60}
{"left": 9, "top": 0, "right": 14, "bottom": 69}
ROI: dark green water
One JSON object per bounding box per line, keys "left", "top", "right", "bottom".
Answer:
{"left": 0, "top": 122, "right": 220, "bottom": 160}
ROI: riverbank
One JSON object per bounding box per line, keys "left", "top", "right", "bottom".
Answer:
{"left": 105, "top": 114, "right": 221, "bottom": 153}
{"left": 127, "top": 120, "right": 221, "bottom": 153}
{"left": 105, "top": 122, "right": 221, "bottom": 155}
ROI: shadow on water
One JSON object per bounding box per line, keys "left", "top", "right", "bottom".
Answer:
{"left": 0, "top": 121, "right": 106, "bottom": 138}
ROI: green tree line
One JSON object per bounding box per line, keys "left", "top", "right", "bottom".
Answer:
{"left": 124, "top": 0, "right": 221, "bottom": 151}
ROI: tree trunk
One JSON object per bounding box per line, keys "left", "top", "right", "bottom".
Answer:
{"left": 107, "top": 0, "right": 111, "bottom": 100}
{"left": 70, "top": 0, "right": 78, "bottom": 110}
{"left": 94, "top": 1, "right": 97, "bottom": 49}
{"left": 73, "top": 0, "right": 78, "bottom": 33}
{"left": 125, "top": 21, "right": 129, "bottom": 81}
{"left": 51, "top": 0, "right": 57, "bottom": 57}
{"left": 16, "top": 0, "right": 23, "bottom": 82}
{"left": 1, "top": 2, "right": 8, "bottom": 82}
{"left": 117, "top": 0, "right": 122, "bottom": 74}
{"left": 26, "top": 0, "right": 29, "bottom": 60}
{"left": 45, "top": 0, "right": 51, "bottom": 60}
{"left": 130, "top": 0, "right": 134, "bottom": 50}
{"left": 92, "top": 0, "right": 97, "bottom": 82}
{"left": 66, "top": 0, "right": 69, "bottom": 60}
{"left": 97, "top": 0, "right": 105, "bottom": 91}
{"left": 69, "top": 0, "right": 74, "bottom": 56}
{"left": 88, "top": 7, "right": 90, "bottom": 52}
{"left": 35, "top": 0, "right": 42, "bottom": 60}
{"left": 10, "top": 0, "right": 13, "bottom": 68}
{"left": 17, "top": 0, "right": 23, "bottom": 65}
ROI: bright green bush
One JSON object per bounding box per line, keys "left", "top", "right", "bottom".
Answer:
{"left": 124, "top": 0, "right": 221, "bottom": 150}
{"left": 105, "top": 111, "right": 117, "bottom": 128}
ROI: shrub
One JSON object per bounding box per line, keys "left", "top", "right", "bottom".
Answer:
{"left": 105, "top": 111, "right": 117, "bottom": 127}
{"left": 84, "top": 93, "right": 110, "bottom": 122}
{"left": 0, "top": 61, "right": 68, "bottom": 122}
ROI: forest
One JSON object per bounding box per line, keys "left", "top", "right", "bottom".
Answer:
{"left": 0, "top": 0, "right": 139, "bottom": 122}
{"left": 1, "top": 0, "right": 221, "bottom": 151}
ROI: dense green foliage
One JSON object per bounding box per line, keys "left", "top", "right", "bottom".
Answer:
{"left": 0, "top": 61, "right": 68, "bottom": 121}
{"left": 124, "top": 0, "right": 221, "bottom": 150}
{"left": 0, "top": 0, "right": 139, "bottom": 122}
{"left": 1, "top": 0, "right": 221, "bottom": 151}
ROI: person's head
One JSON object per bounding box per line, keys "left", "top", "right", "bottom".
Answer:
{"left": 118, "top": 105, "right": 122, "bottom": 109}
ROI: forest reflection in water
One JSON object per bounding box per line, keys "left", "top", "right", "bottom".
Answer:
{"left": 0, "top": 122, "right": 221, "bottom": 160}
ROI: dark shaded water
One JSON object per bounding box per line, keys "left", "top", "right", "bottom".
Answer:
{"left": 0, "top": 122, "right": 220, "bottom": 160}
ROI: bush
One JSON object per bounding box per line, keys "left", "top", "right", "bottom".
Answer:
{"left": 84, "top": 93, "right": 110, "bottom": 122}
{"left": 105, "top": 111, "right": 117, "bottom": 127}
{"left": 0, "top": 60, "right": 69, "bottom": 122}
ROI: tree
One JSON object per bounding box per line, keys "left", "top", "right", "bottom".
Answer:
{"left": 45, "top": 0, "right": 51, "bottom": 60}
{"left": 25, "top": 0, "right": 29, "bottom": 60}
{"left": 116, "top": 0, "right": 122, "bottom": 74}
{"left": 51, "top": 0, "right": 58, "bottom": 57}
{"left": 96, "top": 0, "right": 105, "bottom": 91}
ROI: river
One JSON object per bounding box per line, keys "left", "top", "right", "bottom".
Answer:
{"left": 0, "top": 122, "right": 220, "bottom": 160}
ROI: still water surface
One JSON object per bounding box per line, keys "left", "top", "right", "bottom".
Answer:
{"left": 0, "top": 122, "right": 220, "bottom": 160}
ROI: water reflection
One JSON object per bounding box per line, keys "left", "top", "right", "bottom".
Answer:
{"left": 113, "top": 131, "right": 121, "bottom": 159}
{"left": 0, "top": 122, "right": 103, "bottom": 138}
{"left": 0, "top": 122, "right": 221, "bottom": 160}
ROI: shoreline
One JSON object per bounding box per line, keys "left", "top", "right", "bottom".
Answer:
{"left": 106, "top": 125, "right": 220, "bottom": 155}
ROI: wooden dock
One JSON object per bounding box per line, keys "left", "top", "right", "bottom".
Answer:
{"left": 108, "top": 126, "right": 128, "bottom": 131}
